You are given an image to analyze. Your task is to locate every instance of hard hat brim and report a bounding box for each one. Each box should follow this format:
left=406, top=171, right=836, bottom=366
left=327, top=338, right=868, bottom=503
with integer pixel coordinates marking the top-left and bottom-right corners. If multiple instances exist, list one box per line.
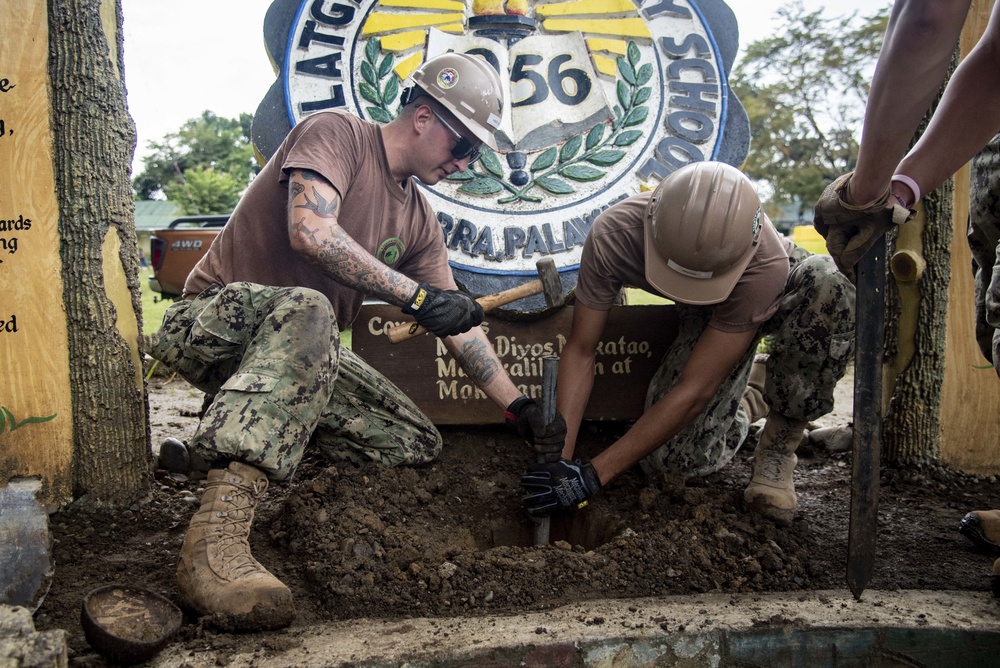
left=643, top=211, right=761, bottom=306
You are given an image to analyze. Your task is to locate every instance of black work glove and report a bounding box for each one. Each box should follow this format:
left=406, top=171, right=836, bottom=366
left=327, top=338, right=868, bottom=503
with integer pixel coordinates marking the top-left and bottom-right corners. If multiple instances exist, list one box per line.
left=505, top=396, right=566, bottom=461
left=521, top=459, right=601, bottom=516
left=402, top=282, right=484, bottom=338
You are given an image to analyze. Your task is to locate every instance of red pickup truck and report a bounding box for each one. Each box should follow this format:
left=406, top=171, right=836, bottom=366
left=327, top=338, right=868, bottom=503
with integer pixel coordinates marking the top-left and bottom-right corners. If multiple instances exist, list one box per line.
left=147, top=215, right=227, bottom=298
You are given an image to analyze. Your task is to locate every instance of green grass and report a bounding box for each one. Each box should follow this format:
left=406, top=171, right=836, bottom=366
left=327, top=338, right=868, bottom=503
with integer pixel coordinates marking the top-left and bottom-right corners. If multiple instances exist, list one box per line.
left=140, top=269, right=173, bottom=335
left=138, top=269, right=353, bottom=347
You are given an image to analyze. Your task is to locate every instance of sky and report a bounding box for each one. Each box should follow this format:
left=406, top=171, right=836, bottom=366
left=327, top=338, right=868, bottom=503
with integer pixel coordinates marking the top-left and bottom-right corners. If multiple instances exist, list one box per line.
left=121, top=0, right=887, bottom=175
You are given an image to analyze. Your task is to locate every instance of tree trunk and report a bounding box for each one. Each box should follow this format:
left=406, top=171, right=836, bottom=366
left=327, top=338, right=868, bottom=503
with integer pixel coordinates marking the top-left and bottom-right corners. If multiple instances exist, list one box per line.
left=48, top=0, right=151, bottom=505
left=881, top=57, right=956, bottom=466
left=883, top=186, right=953, bottom=465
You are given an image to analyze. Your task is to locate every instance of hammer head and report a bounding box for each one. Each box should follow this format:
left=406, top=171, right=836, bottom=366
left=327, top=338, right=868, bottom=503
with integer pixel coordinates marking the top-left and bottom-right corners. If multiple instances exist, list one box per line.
left=536, top=257, right=565, bottom=308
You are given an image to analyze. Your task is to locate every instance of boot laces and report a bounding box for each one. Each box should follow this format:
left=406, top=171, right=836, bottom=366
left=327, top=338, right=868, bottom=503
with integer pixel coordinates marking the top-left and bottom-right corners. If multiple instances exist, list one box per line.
left=757, top=448, right=790, bottom=482
left=211, top=482, right=265, bottom=579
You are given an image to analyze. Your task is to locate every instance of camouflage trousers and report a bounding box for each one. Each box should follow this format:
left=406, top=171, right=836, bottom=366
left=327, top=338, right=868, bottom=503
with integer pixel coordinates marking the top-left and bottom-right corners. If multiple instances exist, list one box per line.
left=146, top=282, right=442, bottom=481
left=643, top=248, right=855, bottom=478
left=969, top=134, right=1000, bottom=377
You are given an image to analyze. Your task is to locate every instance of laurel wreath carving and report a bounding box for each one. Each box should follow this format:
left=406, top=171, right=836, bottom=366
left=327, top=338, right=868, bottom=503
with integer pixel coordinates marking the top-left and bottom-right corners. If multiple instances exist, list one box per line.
left=359, top=38, right=651, bottom=204
left=360, top=38, right=399, bottom=123
left=449, top=40, right=651, bottom=204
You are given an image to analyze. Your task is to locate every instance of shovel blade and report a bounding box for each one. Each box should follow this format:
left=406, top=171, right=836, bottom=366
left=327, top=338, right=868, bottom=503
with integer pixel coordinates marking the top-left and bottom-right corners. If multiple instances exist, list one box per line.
left=847, top=237, right=886, bottom=600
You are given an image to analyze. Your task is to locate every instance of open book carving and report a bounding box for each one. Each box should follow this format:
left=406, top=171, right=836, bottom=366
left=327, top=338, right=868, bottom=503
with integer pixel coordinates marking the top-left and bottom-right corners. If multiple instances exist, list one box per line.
left=427, top=28, right=615, bottom=152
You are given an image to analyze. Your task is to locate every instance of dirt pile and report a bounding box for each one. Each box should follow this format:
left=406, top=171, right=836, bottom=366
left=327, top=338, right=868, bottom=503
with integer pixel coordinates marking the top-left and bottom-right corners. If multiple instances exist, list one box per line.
left=30, top=375, right=1000, bottom=664
left=272, top=428, right=814, bottom=621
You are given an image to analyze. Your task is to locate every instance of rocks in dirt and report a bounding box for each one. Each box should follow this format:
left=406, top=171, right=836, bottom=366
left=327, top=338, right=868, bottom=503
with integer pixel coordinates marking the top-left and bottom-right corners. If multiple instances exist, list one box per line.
left=0, top=605, right=67, bottom=667
left=638, top=487, right=658, bottom=511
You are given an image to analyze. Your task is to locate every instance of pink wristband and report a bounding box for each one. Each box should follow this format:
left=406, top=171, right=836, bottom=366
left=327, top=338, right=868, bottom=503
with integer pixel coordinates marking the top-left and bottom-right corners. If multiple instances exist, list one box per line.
left=891, top=174, right=921, bottom=208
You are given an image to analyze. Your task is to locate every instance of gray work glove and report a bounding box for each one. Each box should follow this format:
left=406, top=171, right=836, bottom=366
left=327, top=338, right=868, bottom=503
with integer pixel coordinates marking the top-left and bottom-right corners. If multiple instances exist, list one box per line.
left=402, top=283, right=484, bottom=338
left=521, top=459, right=601, bottom=516
left=813, top=172, right=914, bottom=283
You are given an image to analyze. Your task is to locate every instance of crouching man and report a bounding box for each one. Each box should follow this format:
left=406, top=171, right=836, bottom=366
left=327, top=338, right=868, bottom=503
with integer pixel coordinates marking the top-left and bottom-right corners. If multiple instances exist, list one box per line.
left=522, top=162, right=854, bottom=524
left=145, top=53, right=563, bottom=631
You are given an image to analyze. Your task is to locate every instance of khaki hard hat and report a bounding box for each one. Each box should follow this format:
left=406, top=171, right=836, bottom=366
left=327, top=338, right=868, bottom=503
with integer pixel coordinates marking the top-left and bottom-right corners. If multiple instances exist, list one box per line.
left=644, top=161, right=763, bottom=305
left=407, top=52, right=504, bottom=151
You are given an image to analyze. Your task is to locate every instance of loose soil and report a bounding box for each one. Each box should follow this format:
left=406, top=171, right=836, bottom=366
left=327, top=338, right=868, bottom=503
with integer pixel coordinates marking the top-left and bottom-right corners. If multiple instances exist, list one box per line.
left=31, top=365, right=1000, bottom=665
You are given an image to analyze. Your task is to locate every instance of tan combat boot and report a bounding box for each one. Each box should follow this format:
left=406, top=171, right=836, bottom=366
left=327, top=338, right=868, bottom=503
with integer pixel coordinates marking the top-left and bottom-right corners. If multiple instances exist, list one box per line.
left=740, top=356, right=769, bottom=424
left=177, top=461, right=294, bottom=631
left=960, top=509, right=1000, bottom=554
left=743, top=412, right=808, bottom=524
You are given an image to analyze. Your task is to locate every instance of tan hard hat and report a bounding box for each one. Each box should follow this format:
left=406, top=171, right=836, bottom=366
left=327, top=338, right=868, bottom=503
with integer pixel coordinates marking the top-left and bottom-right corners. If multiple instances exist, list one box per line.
left=644, top=161, right=763, bottom=305
left=407, top=52, right=505, bottom=151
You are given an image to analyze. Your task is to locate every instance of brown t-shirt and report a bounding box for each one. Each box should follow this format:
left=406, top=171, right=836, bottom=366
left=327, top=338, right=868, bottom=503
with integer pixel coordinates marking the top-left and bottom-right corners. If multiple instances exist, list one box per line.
left=185, top=110, right=455, bottom=330
left=575, top=190, right=795, bottom=332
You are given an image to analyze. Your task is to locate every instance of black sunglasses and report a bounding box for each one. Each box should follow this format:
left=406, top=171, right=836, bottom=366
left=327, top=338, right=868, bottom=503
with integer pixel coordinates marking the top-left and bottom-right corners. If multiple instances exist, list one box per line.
left=432, top=110, right=482, bottom=165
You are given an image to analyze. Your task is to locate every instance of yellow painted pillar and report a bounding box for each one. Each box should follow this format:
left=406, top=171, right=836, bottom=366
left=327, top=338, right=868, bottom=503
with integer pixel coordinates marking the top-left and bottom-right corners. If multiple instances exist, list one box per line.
left=0, top=0, right=74, bottom=504
left=939, top=0, right=1000, bottom=474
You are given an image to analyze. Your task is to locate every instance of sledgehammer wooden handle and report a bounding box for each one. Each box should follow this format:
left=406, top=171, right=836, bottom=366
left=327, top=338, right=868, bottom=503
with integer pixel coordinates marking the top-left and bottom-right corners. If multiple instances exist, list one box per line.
left=386, top=279, right=543, bottom=344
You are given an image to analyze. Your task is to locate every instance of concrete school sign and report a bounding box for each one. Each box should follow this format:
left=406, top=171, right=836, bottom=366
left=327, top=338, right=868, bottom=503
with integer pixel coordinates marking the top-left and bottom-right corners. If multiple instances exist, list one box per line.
left=253, top=0, right=748, bottom=308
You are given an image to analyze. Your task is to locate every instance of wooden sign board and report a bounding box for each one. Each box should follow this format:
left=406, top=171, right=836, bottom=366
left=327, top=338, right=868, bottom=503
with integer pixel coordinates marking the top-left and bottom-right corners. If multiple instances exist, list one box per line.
left=352, top=303, right=678, bottom=424
left=1, top=0, right=74, bottom=502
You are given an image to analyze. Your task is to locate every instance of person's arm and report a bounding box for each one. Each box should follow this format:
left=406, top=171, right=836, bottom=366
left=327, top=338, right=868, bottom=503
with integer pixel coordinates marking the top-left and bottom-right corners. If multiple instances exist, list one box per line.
left=557, top=303, right=610, bottom=459
left=894, top=1, right=1000, bottom=203
left=286, top=168, right=418, bottom=307
left=442, top=328, right=522, bottom=410
left=589, top=325, right=757, bottom=485
left=815, top=0, right=991, bottom=278
left=850, top=0, right=972, bottom=204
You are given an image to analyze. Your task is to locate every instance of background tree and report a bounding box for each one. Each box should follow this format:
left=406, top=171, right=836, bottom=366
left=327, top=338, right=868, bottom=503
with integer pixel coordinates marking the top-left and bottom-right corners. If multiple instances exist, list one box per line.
left=132, top=110, right=259, bottom=214
left=731, top=1, right=887, bottom=217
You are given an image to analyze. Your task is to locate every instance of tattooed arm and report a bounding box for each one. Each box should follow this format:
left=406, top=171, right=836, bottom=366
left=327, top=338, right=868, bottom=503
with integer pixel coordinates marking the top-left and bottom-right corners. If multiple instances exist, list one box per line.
left=286, top=168, right=418, bottom=305
left=443, top=328, right=523, bottom=410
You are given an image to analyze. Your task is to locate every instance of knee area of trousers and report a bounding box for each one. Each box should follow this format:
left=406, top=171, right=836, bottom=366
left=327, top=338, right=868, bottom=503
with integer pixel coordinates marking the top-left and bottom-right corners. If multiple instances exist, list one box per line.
left=799, top=253, right=840, bottom=279
left=273, top=288, right=338, bottom=332
left=284, top=287, right=335, bottom=315
left=793, top=255, right=854, bottom=305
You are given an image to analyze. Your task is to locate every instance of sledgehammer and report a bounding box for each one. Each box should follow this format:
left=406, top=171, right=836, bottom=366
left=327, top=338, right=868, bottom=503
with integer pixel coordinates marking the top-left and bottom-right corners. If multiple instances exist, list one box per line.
left=387, top=257, right=564, bottom=343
